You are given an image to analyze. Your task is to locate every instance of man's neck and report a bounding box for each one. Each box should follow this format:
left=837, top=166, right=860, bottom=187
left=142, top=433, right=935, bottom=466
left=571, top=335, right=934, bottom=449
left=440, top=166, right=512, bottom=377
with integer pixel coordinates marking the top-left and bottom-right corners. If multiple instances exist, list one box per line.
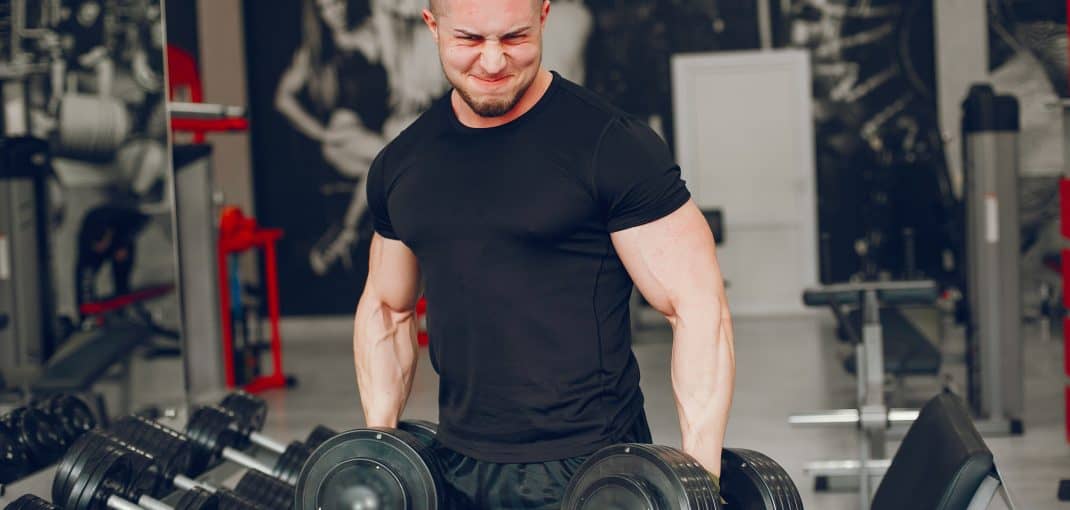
left=451, top=69, right=553, bottom=129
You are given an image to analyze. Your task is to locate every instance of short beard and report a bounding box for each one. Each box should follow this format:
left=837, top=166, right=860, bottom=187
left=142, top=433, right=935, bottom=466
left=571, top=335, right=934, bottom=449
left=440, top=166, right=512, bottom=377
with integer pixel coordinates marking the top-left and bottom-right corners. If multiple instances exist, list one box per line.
left=455, top=85, right=528, bottom=118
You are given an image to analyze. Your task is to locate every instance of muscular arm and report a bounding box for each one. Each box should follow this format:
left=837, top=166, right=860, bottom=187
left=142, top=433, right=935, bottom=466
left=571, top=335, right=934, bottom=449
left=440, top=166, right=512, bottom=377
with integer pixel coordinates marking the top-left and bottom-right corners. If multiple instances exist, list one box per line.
left=275, top=49, right=327, bottom=142
left=612, top=201, right=735, bottom=477
left=353, top=233, right=422, bottom=427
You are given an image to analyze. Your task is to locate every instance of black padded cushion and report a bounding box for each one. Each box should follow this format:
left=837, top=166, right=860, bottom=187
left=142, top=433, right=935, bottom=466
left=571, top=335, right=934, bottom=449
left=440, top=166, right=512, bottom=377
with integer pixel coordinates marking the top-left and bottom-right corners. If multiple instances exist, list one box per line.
left=872, top=393, right=994, bottom=510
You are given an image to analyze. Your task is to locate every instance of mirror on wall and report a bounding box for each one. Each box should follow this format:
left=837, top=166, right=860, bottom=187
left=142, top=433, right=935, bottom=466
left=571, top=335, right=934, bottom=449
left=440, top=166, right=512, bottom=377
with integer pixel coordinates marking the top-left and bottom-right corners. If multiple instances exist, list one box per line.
left=0, top=0, right=182, bottom=430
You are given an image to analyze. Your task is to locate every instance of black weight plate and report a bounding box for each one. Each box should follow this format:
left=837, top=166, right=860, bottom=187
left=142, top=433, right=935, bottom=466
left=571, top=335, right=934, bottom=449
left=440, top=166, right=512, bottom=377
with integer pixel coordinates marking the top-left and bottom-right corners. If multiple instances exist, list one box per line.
left=648, top=445, right=714, bottom=510
left=53, top=432, right=101, bottom=506
left=295, top=428, right=444, bottom=510
left=0, top=423, right=29, bottom=484
left=274, top=442, right=312, bottom=485
left=563, top=443, right=699, bottom=510
left=234, top=469, right=268, bottom=508
left=48, top=395, right=97, bottom=444
left=219, top=392, right=268, bottom=432
left=207, top=405, right=253, bottom=451
left=740, top=449, right=792, bottom=510
left=68, top=446, right=132, bottom=510
left=397, top=420, right=438, bottom=448
left=253, top=469, right=296, bottom=509
left=82, top=429, right=159, bottom=498
left=644, top=445, right=697, bottom=510
left=216, top=490, right=262, bottom=510
left=303, top=426, right=338, bottom=451
left=751, top=449, right=795, bottom=510
left=4, top=494, right=60, bottom=510
left=162, top=440, right=195, bottom=488
left=720, top=449, right=781, bottom=510
left=577, top=474, right=660, bottom=510
left=677, top=446, right=718, bottom=510
left=175, top=488, right=220, bottom=510
left=186, top=407, right=234, bottom=463
left=722, top=449, right=802, bottom=510
left=6, top=408, right=65, bottom=467
left=636, top=445, right=709, bottom=510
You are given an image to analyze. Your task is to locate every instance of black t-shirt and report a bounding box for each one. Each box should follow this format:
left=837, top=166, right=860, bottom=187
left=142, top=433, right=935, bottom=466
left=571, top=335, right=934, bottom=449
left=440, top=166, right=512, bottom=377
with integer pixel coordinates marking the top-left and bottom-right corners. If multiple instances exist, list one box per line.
left=367, top=72, right=691, bottom=462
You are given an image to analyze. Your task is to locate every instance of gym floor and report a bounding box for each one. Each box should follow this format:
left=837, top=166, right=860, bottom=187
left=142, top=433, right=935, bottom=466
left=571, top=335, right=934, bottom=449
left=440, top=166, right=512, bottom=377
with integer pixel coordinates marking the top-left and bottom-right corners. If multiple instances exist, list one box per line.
left=239, top=311, right=1068, bottom=510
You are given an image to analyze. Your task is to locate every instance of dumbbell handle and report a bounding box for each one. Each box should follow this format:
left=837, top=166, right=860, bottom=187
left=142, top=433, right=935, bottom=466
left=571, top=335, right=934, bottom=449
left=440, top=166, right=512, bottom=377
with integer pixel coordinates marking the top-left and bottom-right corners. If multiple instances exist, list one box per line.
left=248, top=431, right=287, bottom=454
left=135, top=496, right=173, bottom=510
left=106, top=494, right=151, bottom=510
left=173, top=473, right=217, bottom=493
left=222, top=446, right=276, bottom=478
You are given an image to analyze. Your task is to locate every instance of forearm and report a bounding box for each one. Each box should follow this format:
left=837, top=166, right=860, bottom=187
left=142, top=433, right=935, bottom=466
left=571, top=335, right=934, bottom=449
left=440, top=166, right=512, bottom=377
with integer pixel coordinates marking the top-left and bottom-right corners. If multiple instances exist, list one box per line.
left=353, top=291, right=420, bottom=428
left=670, top=297, right=735, bottom=477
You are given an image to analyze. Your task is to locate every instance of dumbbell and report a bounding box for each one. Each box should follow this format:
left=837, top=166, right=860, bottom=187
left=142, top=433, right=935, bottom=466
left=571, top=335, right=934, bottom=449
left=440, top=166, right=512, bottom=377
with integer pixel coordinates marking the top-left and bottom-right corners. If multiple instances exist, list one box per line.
left=3, top=495, right=60, bottom=510
left=80, top=428, right=295, bottom=509
left=56, top=429, right=192, bottom=501
left=52, top=439, right=268, bottom=510
left=561, top=445, right=804, bottom=510
left=32, top=394, right=98, bottom=445
left=0, top=424, right=31, bottom=484
left=0, top=394, right=97, bottom=484
left=213, top=392, right=338, bottom=454
left=294, top=419, right=442, bottom=510
left=113, top=413, right=308, bottom=485
left=0, top=408, right=66, bottom=470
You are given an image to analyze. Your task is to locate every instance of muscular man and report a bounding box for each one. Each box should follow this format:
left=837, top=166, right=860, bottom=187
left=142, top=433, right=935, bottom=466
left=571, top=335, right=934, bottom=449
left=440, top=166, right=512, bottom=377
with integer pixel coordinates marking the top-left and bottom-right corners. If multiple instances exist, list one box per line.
left=353, top=1, right=735, bottom=508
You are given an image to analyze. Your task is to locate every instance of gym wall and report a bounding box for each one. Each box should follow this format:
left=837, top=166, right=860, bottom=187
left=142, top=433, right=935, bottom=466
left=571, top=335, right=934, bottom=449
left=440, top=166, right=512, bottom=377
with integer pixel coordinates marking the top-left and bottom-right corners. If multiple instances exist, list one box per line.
left=191, top=0, right=1066, bottom=317
left=240, top=0, right=757, bottom=315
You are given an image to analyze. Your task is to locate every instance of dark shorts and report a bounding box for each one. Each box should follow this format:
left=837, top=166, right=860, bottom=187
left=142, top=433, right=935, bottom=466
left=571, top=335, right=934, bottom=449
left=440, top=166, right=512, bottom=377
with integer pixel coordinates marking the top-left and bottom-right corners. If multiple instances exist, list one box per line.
left=432, top=412, right=653, bottom=510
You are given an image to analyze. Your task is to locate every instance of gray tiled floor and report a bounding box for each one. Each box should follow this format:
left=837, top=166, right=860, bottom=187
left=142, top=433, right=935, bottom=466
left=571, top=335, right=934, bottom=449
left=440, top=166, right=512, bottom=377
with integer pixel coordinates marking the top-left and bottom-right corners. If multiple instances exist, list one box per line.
left=259, top=312, right=1068, bottom=509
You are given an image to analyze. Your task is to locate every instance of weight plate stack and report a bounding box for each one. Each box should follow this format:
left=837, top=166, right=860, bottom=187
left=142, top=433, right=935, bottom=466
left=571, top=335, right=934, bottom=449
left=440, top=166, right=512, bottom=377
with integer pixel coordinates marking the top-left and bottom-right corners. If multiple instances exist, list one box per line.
left=186, top=407, right=242, bottom=466
left=649, top=444, right=721, bottom=510
left=295, top=428, right=446, bottom=510
left=303, top=425, right=338, bottom=452
left=63, top=445, right=132, bottom=510
left=38, top=395, right=97, bottom=445
left=235, top=469, right=294, bottom=510
left=53, top=433, right=99, bottom=506
left=218, top=392, right=268, bottom=432
left=721, top=449, right=803, bottom=510
left=562, top=443, right=714, bottom=510
left=2, top=408, right=66, bottom=467
left=86, top=430, right=163, bottom=499
left=0, top=426, right=30, bottom=484
left=215, top=490, right=262, bottom=510
left=3, top=495, right=60, bottom=510
left=273, top=441, right=312, bottom=485
left=174, top=488, right=220, bottom=510
left=111, top=416, right=197, bottom=477
left=398, top=420, right=438, bottom=449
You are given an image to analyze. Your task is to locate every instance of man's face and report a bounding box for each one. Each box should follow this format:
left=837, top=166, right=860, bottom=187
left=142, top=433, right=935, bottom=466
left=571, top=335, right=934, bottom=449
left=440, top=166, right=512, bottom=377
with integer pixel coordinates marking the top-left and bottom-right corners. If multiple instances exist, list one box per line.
left=424, top=0, right=549, bottom=118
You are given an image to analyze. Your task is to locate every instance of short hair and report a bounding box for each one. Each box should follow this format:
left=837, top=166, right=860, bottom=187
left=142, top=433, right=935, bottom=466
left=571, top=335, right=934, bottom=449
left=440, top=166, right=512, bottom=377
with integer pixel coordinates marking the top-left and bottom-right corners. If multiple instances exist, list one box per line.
left=428, top=0, right=541, bottom=15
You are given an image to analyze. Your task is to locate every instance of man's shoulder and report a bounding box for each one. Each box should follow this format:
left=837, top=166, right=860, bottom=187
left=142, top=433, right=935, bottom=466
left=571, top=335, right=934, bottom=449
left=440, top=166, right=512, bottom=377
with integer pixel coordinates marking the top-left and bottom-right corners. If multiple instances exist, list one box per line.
left=550, top=76, right=629, bottom=126
left=377, top=95, right=451, bottom=170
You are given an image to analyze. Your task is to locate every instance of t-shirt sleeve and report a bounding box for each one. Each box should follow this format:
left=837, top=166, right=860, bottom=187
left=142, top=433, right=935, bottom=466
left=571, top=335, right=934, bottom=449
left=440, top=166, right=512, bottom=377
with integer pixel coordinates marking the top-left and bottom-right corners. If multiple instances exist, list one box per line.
left=594, top=116, right=691, bottom=232
left=366, top=149, right=400, bottom=240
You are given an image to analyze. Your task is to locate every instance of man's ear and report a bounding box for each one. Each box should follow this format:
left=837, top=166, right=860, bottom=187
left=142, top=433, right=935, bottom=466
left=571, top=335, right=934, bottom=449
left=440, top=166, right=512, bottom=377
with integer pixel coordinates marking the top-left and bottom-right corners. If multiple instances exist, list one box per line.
left=422, top=8, right=439, bottom=44
left=540, top=0, right=550, bottom=26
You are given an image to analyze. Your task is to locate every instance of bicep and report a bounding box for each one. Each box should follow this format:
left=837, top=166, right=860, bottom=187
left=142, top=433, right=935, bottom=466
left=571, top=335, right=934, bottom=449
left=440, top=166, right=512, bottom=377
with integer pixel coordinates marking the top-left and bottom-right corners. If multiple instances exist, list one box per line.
left=366, top=233, right=421, bottom=312
left=610, top=200, right=723, bottom=319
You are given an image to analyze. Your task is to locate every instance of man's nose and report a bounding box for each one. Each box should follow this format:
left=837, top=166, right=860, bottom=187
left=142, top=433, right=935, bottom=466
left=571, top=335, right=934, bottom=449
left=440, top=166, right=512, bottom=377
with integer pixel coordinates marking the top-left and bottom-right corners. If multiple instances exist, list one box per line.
left=480, top=42, right=507, bottom=75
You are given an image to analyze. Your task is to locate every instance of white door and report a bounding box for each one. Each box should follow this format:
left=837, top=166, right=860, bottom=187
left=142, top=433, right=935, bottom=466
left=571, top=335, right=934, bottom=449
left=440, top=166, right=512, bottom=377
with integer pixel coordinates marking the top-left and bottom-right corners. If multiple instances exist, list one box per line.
left=672, top=49, right=817, bottom=315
